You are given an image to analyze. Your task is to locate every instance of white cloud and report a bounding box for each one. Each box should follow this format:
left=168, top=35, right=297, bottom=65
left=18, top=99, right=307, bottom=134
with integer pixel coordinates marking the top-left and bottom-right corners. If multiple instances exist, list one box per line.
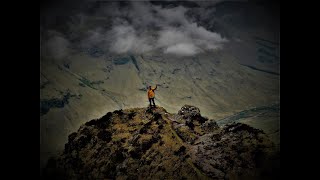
left=108, top=25, right=154, bottom=54
left=104, top=2, right=228, bottom=56
left=165, top=43, right=201, bottom=56
left=44, top=1, right=229, bottom=57
left=157, top=29, right=190, bottom=47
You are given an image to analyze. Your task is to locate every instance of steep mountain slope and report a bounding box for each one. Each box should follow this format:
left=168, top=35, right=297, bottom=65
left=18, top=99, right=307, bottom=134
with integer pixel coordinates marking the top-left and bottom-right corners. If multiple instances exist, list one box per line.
left=196, top=1, right=280, bottom=74
left=40, top=50, right=279, bottom=169
left=42, top=105, right=279, bottom=180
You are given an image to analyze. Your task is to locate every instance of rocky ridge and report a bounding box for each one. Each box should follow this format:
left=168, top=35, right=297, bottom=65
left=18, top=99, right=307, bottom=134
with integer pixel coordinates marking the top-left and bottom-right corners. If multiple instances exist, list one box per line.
left=42, top=105, right=279, bottom=180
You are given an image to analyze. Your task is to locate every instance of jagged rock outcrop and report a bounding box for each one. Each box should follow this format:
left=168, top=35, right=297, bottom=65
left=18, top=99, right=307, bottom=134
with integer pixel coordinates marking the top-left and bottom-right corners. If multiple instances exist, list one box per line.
left=191, top=123, right=279, bottom=179
left=178, top=105, right=209, bottom=125
left=42, top=105, right=279, bottom=180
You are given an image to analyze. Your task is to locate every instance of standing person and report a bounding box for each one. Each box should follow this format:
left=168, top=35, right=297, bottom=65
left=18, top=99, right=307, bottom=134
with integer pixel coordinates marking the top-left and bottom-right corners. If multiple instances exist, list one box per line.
left=147, top=85, right=157, bottom=107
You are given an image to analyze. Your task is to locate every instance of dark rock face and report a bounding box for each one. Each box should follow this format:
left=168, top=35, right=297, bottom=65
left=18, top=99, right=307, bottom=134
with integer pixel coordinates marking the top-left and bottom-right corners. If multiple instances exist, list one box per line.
left=191, top=123, right=278, bottom=180
left=178, top=105, right=209, bottom=126
left=175, top=125, right=198, bottom=144
left=97, top=130, right=112, bottom=142
left=178, top=105, right=202, bottom=120
left=201, top=119, right=219, bottom=132
left=85, top=112, right=112, bottom=129
left=42, top=106, right=279, bottom=180
left=174, top=146, right=186, bottom=156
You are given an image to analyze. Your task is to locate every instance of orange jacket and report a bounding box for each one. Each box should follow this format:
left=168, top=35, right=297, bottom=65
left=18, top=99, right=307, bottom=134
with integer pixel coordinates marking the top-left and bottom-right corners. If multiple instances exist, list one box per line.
left=147, top=86, right=157, bottom=98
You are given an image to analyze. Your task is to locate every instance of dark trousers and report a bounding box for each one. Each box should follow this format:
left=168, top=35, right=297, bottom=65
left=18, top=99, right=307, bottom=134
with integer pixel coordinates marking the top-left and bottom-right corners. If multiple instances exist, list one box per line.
left=149, top=98, right=155, bottom=106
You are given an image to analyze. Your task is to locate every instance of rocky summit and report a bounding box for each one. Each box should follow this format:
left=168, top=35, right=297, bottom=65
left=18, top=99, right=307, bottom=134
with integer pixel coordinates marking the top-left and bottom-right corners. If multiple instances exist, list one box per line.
left=42, top=105, right=279, bottom=180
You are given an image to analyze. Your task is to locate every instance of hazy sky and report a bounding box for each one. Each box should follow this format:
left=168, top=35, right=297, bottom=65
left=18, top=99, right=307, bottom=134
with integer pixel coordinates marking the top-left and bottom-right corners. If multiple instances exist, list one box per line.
left=41, top=0, right=278, bottom=59
left=41, top=0, right=237, bottom=58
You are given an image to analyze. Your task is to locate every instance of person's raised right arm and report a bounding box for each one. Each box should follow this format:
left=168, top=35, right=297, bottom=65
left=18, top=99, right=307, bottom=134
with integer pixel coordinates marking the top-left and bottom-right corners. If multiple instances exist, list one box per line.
left=153, top=85, right=158, bottom=90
